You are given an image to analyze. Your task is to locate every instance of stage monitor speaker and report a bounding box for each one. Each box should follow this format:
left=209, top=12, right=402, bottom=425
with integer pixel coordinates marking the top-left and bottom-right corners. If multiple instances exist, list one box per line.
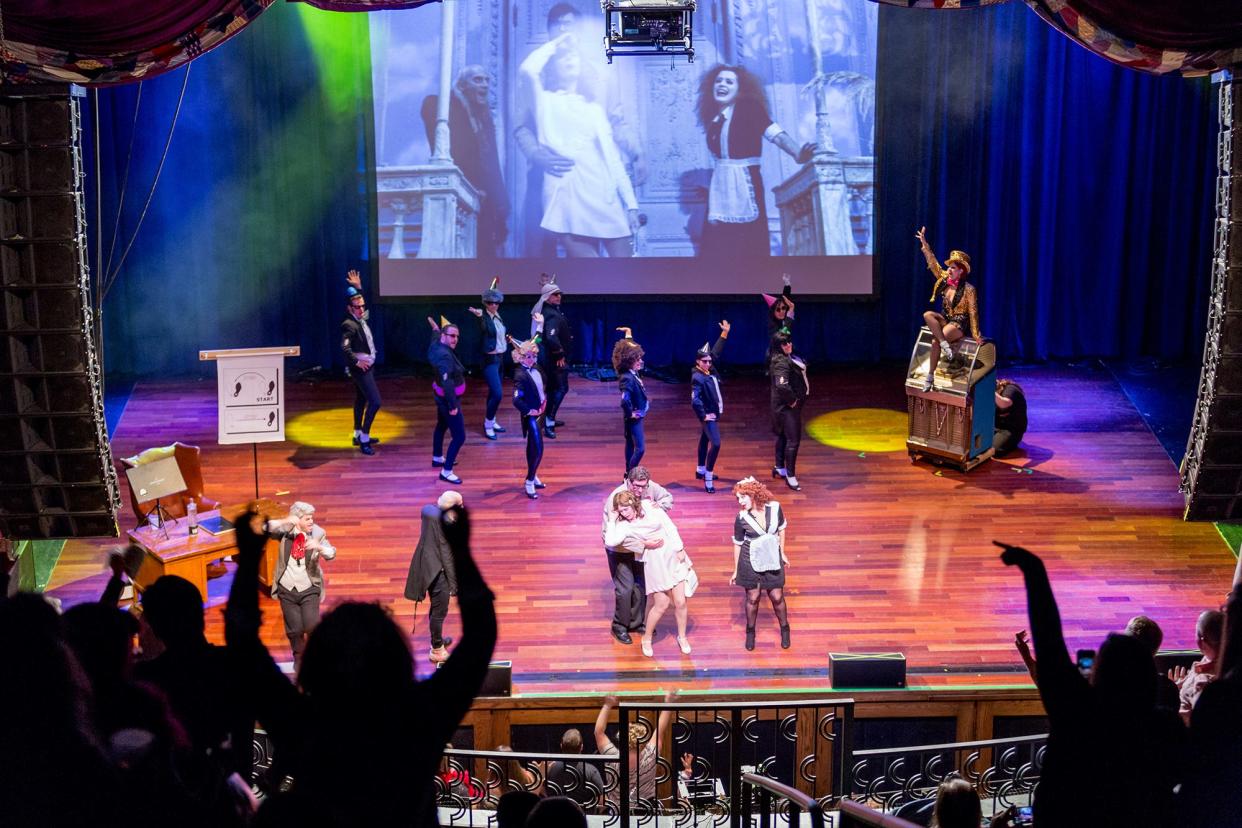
left=829, top=652, right=906, bottom=689
left=1183, top=76, right=1242, bottom=521
left=479, top=660, right=512, bottom=696
left=0, top=84, right=119, bottom=540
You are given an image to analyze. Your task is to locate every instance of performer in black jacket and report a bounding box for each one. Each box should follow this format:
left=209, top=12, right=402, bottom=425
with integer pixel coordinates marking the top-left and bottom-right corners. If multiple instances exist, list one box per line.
left=533, top=278, right=572, bottom=439
left=428, top=320, right=468, bottom=483
left=467, top=278, right=509, bottom=440
left=763, top=274, right=795, bottom=339
left=510, top=331, right=548, bottom=499
left=691, top=320, right=731, bottom=493
left=341, top=271, right=381, bottom=455
left=404, top=491, right=461, bottom=665
left=613, top=330, right=648, bottom=477
left=768, top=331, right=809, bottom=491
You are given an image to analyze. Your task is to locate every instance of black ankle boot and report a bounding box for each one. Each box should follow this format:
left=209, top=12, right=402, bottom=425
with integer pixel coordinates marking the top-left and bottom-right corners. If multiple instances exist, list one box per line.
left=745, top=627, right=756, bottom=651
left=780, top=625, right=791, bottom=650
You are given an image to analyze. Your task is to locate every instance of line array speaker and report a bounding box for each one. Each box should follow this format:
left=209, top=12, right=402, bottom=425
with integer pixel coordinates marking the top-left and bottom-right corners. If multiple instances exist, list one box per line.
left=1182, top=75, right=1242, bottom=521
left=0, top=85, right=119, bottom=540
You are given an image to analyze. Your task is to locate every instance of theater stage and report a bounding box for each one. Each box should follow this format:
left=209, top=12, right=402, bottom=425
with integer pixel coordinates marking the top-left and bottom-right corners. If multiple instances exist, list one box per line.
left=48, top=364, right=1235, bottom=695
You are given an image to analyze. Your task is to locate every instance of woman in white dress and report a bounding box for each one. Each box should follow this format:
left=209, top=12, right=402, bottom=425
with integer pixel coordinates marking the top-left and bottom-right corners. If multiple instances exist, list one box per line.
left=604, top=491, right=696, bottom=657
left=519, top=32, right=640, bottom=258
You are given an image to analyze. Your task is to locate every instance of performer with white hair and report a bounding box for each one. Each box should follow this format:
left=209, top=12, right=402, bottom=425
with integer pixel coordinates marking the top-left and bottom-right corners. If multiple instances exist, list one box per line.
left=266, top=501, right=337, bottom=670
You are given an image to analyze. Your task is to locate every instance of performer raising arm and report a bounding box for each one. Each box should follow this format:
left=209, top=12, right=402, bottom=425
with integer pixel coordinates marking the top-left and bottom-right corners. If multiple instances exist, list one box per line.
left=915, top=226, right=982, bottom=392
left=691, top=320, right=730, bottom=493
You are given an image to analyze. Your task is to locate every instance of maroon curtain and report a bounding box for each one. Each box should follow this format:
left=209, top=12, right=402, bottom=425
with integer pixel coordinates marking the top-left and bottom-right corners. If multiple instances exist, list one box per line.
left=0, top=0, right=274, bottom=85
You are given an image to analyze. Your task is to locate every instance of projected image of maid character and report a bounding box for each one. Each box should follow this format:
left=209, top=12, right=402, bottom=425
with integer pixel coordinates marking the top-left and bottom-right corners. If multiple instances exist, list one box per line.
left=519, top=32, right=640, bottom=258
left=696, top=65, right=816, bottom=258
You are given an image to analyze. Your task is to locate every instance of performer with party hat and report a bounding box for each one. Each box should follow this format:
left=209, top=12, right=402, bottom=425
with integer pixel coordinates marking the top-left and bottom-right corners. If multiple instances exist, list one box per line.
left=914, top=226, right=982, bottom=392
left=613, top=327, right=648, bottom=477
left=468, top=277, right=509, bottom=440
left=532, top=275, right=572, bottom=438
left=342, top=268, right=382, bottom=455
left=763, top=273, right=795, bottom=339
left=510, top=327, right=548, bottom=499
left=691, top=320, right=731, bottom=493
left=427, top=315, right=468, bottom=483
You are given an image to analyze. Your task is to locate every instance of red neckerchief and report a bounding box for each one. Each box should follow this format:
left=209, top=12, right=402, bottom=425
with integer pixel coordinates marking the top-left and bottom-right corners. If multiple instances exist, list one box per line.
left=946, top=275, right=961, bottom=290
left=291, top=534, right=307, bottom=561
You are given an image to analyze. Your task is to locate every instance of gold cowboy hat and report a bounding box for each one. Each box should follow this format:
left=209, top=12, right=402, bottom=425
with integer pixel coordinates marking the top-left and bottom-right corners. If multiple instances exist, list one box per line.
left=944, top=250, right=971, bottom=275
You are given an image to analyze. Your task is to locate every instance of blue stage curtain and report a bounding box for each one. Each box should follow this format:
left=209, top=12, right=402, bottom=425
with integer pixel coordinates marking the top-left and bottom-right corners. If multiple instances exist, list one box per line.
left=871, top=1, right=1217, bottom=362
left=83, top=3, right=373, bottom=377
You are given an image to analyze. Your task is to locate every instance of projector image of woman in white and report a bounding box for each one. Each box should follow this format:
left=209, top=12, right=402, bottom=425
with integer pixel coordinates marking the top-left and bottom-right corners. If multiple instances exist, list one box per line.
left=519, top=32, right=640, bottom=258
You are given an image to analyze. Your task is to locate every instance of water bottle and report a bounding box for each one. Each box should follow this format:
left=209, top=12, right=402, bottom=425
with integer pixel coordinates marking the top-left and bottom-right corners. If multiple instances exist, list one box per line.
left=186, top=499, right=198, bottom=535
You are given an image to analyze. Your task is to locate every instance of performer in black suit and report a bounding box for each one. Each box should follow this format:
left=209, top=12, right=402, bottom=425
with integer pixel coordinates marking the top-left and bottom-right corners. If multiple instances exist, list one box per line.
left=691, top=320, right=731, bottom=493
left=341, top=270, right=381, bottom=456
left=467, top=278, right=509, bottom=440
left=768, top=331, right=809, bottom=492
left=763, top=274, right=795, bottom=339
left=613, top=330, right=648, bottom=477
left=533, top=278, right=572, bottom=438
left=511, top=330, right=548, bottom=500
left=428, top=319, right=468, bottom=483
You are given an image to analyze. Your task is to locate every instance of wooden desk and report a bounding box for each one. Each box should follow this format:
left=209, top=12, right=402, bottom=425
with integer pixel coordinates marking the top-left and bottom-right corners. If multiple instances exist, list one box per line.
left=128, top=500, right=282, bottom=599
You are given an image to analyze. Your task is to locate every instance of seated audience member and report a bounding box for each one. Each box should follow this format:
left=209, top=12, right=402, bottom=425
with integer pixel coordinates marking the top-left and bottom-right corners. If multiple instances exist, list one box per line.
left=526, top=795, right=588, bottom=828
left=1171, top=609, right=1223, bottom=724
left=929, top=775, right=1016, bottom=828
left=1000, top=545, right=1187, bottom=827
left=1124, top=614, right=1181, bottom=711
left=547, top=728, right=605, bottom=811
left=135, top=575, right=253, bottom=783
left=993, top=378, right=1026, bottom=456
left=495, top=790, right=541, bottom=828
left=226, top=504, right=497, bottom=827
left=1182, top=570, right=1242, bottom=825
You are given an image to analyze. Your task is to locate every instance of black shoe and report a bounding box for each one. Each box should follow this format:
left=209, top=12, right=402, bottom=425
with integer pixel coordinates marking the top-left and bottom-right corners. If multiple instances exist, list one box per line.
left=745, top=628, right=756, bottom=651
left=493, top=424, right=506, bottom=432
left=352, top=436, right=381, bottom=446
left=543, top=426, right=557, bottom=439
left=359, top=442, right=375, bottom=456
left=785, top=476, right=802, bottom=492
left=612, top=629, right=633, bottom=645
left=780, top=625, right=791, bottom=650
left=484, top=427, right=498, bottom=441
left=553, top=419, right=566, bottom=427
left=439, top=470, right=462, bottom=484
left=695, top=470, right=705, bottom=479
left=705, top=479, right=715, bottom=493
left=772, top=467, right=784, bottom=479
left=532, top=479, right=547, bottom=489
left=432, top=457, right=445, bottom=468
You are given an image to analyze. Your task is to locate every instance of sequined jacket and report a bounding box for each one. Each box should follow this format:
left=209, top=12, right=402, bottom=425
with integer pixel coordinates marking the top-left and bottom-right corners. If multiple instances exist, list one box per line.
left=922, top=244, right=981, bottom=341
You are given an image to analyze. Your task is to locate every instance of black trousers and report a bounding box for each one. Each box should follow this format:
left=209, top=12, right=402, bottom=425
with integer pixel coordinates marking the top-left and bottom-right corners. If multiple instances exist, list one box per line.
left=425, top=572, right=451, bottom=648
left=350, top=368, right=382, bottom=434
left=624, top=417, right=646, bottom=473
left=544, top=363, right=569, bottom=421
left=698, top=419, right=721, bottom=471
left=433, top=396, right=466, bottom=470
left=607, top=549, right=646, bottom=635
left=773, top=406, right=803, bottom=475
left=994, top=428, right=1023, bottom=456
left=276, top=583, right=321, bottom=666
left=521, top=413, right=544, bottom=480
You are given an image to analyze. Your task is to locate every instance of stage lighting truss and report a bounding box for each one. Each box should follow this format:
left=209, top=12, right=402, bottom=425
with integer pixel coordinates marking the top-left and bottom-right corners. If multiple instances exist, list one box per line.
left=602, top=0, right=695, bottom=63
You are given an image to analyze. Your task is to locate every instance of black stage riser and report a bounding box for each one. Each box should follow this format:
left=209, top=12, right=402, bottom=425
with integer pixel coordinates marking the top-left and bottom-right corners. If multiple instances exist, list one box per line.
left=0, top=85, right=119, bottom=540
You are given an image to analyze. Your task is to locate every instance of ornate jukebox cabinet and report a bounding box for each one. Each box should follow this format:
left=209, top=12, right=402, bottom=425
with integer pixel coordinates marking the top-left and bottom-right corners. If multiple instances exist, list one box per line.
left=905, top=328, right=997, bottom=471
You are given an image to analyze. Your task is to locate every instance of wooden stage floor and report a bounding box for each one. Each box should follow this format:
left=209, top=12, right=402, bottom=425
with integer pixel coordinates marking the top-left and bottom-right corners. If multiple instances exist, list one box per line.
left=48, top=364, right=1236, bottom=696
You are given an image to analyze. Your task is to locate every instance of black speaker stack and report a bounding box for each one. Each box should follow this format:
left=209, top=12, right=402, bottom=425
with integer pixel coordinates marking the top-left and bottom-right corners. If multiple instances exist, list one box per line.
left=0, top=84, right=119, bottom=540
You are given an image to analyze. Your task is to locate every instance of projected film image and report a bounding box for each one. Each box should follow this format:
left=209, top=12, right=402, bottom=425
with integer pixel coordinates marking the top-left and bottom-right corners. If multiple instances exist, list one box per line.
left=370, top=0, right=876, bottom=296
